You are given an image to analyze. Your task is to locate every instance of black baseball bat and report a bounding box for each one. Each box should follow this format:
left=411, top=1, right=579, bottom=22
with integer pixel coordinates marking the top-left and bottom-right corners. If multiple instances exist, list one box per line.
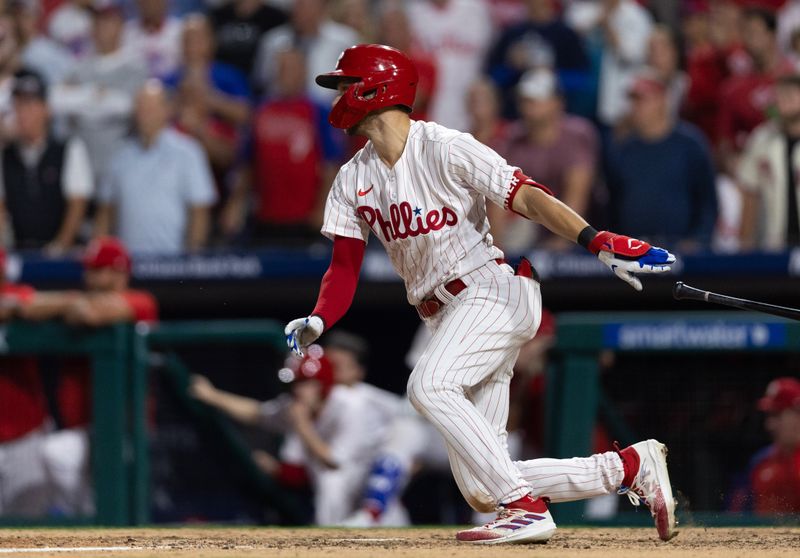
left=672, top=281, right=800, bottom=321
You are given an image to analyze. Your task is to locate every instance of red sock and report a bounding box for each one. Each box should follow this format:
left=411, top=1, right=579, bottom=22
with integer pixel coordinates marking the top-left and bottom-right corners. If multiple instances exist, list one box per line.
left=503, top=493, right=548, bottom=513
left=618, top=445, right=640, bottom=487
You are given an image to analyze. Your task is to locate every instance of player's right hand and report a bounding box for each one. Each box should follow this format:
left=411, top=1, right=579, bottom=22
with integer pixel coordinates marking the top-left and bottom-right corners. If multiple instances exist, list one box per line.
left=588, top=231, right=675, bottom=292
left=284, top=315, right=324, bottom=357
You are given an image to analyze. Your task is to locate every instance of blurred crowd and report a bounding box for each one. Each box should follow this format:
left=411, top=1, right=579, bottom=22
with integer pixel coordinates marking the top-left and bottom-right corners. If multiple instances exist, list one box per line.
left=1, top=0, right=800, bottom=255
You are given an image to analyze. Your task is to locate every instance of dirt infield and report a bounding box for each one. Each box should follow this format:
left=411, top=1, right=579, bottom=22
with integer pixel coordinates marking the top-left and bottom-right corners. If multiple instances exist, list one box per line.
left=0, top=527, right=797, bottom=557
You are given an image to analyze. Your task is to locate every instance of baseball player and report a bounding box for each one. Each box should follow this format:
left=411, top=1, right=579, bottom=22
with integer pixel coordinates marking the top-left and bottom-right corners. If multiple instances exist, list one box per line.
left=285, top=44, right=678, bottom=544
left=17, top=237, right=158, bottom=516
left=191, top=341, right=404, bottom=525
left=0, top=249, right=51, bottom=517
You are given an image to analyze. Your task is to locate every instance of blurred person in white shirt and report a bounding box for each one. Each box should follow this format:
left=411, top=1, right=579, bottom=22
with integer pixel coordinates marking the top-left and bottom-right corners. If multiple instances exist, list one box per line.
left=50, top=0, right=148, bottom=185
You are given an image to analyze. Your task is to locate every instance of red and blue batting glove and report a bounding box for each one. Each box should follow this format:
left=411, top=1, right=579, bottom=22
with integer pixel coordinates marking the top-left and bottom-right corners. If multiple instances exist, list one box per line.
left=579, top=228, right=676, bottom=292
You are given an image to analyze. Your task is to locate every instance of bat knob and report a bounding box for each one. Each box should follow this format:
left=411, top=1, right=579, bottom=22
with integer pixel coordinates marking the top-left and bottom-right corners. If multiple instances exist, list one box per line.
left=673, top=281, right=685, bottom=300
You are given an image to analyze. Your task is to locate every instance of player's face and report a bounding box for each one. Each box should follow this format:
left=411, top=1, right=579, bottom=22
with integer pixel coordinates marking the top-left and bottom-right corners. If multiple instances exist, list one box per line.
left=333, top=81, right=350, bottom=109
left=326, top=347, right=363, bottom=386
left=765, top=408, right=800, bottom=450
left=292, top=379, right=324, bottom=411
left=84, top=268, right=126, bottom=293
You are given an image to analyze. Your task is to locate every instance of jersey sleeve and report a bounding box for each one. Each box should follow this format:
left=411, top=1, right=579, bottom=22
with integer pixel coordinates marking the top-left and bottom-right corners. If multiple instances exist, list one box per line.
left=320, top=173, right=371, bottom=242
left=447, top=132, right=552, bottom=211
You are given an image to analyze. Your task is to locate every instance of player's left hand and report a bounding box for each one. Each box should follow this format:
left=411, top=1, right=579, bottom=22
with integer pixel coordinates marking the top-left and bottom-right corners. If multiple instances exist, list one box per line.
left=589, top=231, right=675, bottom=292
left=284, top=315, right=324, bottom=356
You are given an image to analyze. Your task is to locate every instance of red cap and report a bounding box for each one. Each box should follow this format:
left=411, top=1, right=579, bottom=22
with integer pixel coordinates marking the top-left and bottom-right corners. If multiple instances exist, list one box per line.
left=278, top=344, right=335, bottom=398
left=757, top=377, right=800, bottom=413
left=83, top=237, right=132, bottom=273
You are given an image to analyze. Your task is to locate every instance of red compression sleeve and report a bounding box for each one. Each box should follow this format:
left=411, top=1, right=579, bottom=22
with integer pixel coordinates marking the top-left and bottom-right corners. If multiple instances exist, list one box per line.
left=311, top=235, right=366, bottom=329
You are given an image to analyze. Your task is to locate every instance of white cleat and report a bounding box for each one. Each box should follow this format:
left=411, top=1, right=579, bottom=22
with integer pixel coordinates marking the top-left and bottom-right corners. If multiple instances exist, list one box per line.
left=339, top=508, right=379, bottom=527
left=620, top=439, right=678, bottom=541
left=456, top=496, right=557, bottom=544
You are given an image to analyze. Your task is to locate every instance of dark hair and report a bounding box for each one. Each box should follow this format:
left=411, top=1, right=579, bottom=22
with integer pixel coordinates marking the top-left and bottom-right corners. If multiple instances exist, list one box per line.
left=322, top=330, right=369, bottom=367
left=743, top=7, right=777, bottom=34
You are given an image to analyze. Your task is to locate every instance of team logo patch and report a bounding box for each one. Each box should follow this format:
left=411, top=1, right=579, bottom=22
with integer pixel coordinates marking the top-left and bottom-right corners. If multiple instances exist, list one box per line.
left=357, top=202, right=458, bottom=241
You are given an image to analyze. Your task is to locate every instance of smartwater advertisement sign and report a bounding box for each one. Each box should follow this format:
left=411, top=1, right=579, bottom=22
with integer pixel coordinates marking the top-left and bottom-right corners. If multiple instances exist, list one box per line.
left=602, top=322, right=787, bottom=350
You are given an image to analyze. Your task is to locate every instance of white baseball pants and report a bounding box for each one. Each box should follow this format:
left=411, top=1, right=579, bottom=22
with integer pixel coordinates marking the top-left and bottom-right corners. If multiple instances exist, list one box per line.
left=407, top=261, right=624, bottom=512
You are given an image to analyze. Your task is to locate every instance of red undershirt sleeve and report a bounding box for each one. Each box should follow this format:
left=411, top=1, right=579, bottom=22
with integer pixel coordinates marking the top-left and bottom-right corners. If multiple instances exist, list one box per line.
left=311, top=235, right=366, bottom=329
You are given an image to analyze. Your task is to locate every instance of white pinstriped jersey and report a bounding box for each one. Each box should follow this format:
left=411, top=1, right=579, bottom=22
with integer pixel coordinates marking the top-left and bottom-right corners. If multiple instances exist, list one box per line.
left=321, top=120, right=525, bottom=306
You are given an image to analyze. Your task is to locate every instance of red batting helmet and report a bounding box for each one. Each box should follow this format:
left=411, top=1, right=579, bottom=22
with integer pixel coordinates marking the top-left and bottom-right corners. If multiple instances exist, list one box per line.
left=316, top=43, right=418, bottom=129
left=278, top=344, right=335, bottom=398
left=83, top=237, right=132, bottom=273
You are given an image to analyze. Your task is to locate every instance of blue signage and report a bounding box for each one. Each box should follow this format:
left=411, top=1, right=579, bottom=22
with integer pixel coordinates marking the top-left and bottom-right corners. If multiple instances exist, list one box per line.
left=602, top=321, right=787, bottom=350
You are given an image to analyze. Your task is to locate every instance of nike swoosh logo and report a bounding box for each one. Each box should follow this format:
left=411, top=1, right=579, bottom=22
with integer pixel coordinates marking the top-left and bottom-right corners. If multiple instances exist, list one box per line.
left=357, top=185, right=374, bottom=196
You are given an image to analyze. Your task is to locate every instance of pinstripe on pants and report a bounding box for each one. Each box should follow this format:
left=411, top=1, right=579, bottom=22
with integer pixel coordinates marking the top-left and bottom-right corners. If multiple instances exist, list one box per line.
left=407, top=262, right=539, bottom=512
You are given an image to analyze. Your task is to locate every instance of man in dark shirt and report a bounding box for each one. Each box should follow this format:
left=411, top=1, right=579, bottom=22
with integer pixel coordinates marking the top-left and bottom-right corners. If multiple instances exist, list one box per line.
left=0, top=69, right=93, bottom=254
left=210, top=0, right=286, bottom=77
left=606, top=72, right=718, bottom=248
left=486, top=0, right=589, bottom=118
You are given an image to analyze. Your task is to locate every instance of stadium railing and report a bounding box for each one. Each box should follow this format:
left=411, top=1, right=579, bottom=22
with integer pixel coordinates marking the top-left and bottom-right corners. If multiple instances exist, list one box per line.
left=551, top=311, right=800, bottom=526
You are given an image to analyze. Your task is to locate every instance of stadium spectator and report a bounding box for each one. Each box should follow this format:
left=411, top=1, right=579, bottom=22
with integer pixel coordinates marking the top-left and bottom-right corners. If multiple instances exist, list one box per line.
left=738, top=72, right=800, bottom=250
left=0, top=69, right=93, bottom=253
left=329, top=0, right=375, bottom=43
left=778, top=0, right=800, bottom=53
left=489, top=68, right=598, bottom=252
left=683, top=0, right=751, bottom=145
left=10, top=0, right=75, bottom=85
left=485, top=0, right=590, bottom=118
left=606, top=71, right=718, bottom=248
left=592, top=0, right=653, bottom=128
left=486, top=0, right=527, bottom=30
left=209, top=0, right=287, bottom=77
left=466, top=77, right=508, bottom=150
left=167, top=14, right=250, bottom=188
left=122, top=0, right=182, bottom=80
left=747, top=377, right=800, bottom=514
left=190, top=342, right=399, bottom=525
left=49, top=0, right=148, bottom=184
left=47, top=0, right=94, bottom=61
left=17, top=237, right=158, bottom=516
left=252, top=0, right=358, bottom=101
left=0, top=13, right=20, bottom=144
left=377, top=1, right=436, bottom=123
left=717, top=8, right=785, bottom=175
left=647, top=24, right=688, bottom=121
left=407, top=0, right=493, bottom=130
left=0, top=248, right=50, bottom=518
left=220, top=47, right=340, bottom=245
left=95, top=80, right=217, bottom=254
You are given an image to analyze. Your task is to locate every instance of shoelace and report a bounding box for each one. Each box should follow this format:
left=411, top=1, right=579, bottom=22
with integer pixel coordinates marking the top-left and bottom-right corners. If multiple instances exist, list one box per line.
left=618, top=486, right=644, bottom=507
left=481, top=507, right=514, bottom=528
